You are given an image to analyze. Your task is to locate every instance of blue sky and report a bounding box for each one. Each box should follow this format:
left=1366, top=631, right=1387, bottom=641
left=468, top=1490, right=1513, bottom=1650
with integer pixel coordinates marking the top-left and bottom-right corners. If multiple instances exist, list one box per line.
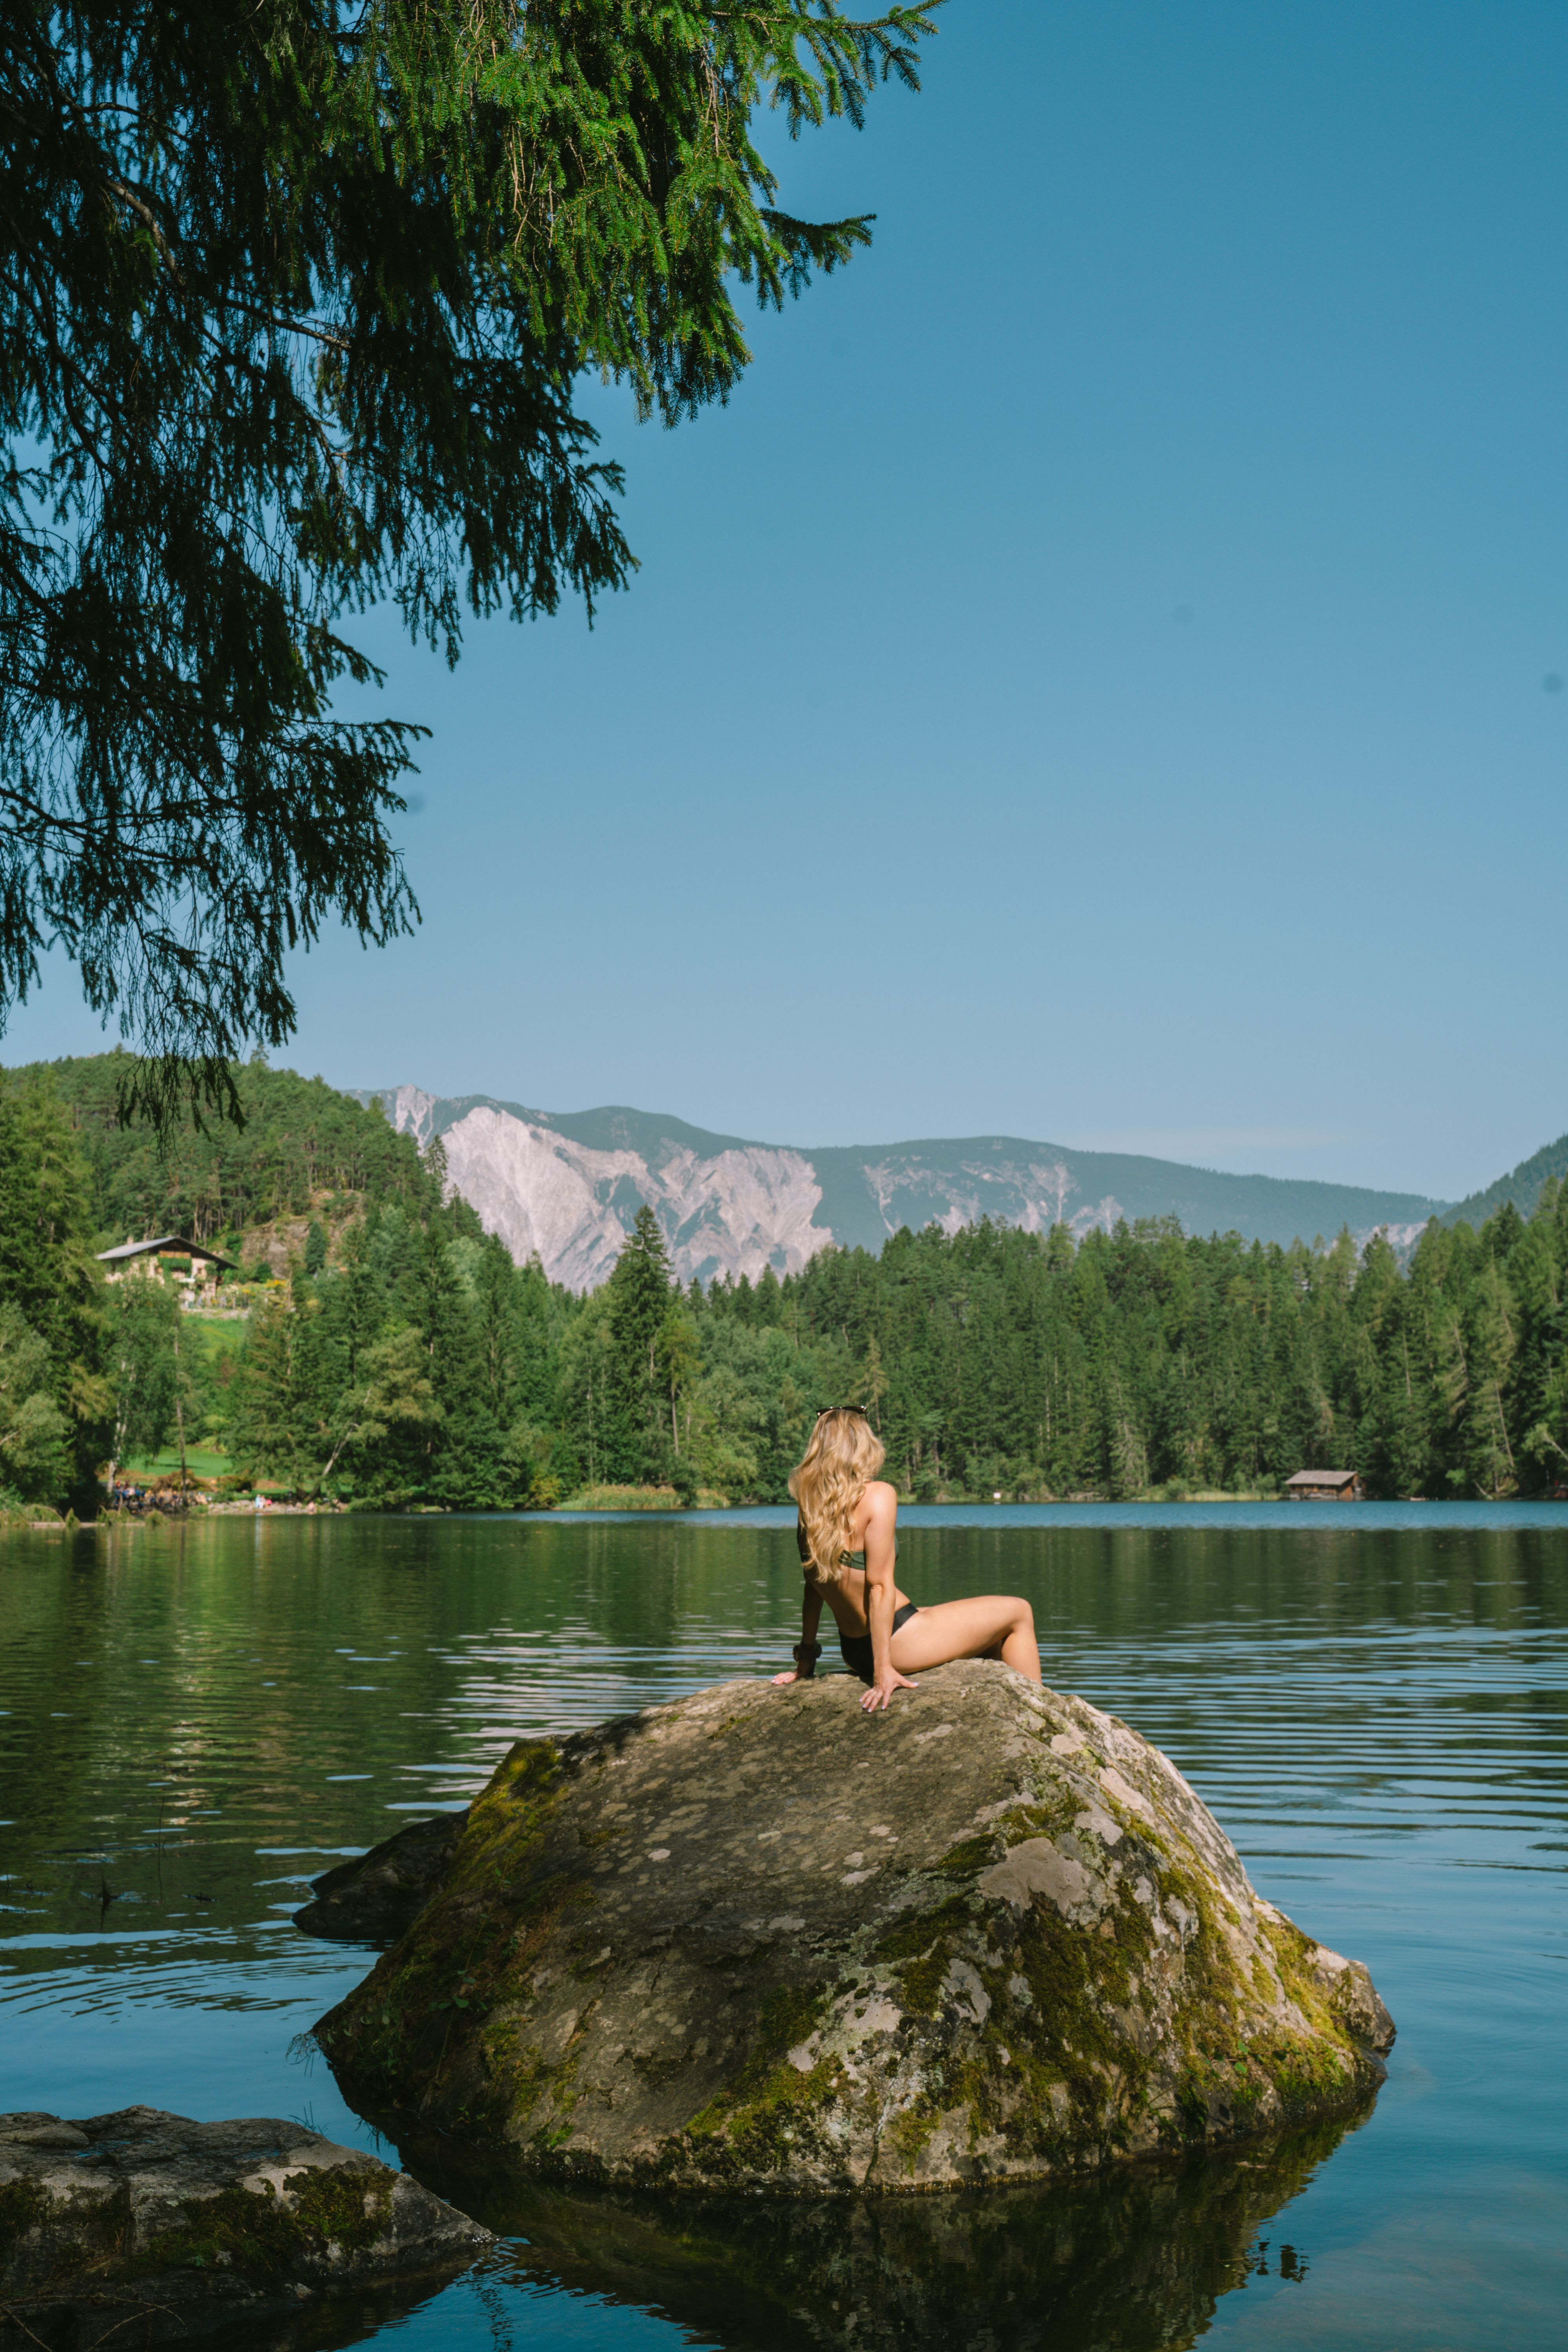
left=7, top=1, right=1567, bottom=1201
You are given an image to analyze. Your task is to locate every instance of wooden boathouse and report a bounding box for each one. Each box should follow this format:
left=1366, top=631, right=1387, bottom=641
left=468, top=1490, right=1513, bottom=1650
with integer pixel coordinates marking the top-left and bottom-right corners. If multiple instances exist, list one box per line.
left=1284, top=1468, right=1365, bottom=1501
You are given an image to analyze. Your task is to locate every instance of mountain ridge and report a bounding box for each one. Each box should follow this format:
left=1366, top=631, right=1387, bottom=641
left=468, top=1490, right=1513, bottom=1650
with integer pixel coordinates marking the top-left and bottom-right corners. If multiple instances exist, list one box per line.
left=1443, top=1130, right=1568, bottom=1230
left=352, top=1086, right=1451, bottom=1291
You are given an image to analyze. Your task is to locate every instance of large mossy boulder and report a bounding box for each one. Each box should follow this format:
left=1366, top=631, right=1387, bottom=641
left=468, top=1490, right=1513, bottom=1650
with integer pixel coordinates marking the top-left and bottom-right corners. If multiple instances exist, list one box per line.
left=0, top=2107, right=488, bottom=2347
left=314, top=1662, right=1393, bottom=2192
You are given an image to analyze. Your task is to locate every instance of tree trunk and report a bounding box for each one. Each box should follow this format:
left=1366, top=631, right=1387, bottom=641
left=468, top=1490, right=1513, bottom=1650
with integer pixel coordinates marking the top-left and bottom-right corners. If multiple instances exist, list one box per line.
left=174, top=1326, right=188, bottom=1492
left=105, top=1334, right=144, bottom=1501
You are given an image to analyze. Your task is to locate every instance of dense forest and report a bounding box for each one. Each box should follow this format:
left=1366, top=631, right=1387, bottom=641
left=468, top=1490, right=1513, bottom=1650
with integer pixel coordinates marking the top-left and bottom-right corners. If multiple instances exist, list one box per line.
left=1, top=1056, right=1566, bottom=1513
left=31, top=1050, right=439, bottom=1245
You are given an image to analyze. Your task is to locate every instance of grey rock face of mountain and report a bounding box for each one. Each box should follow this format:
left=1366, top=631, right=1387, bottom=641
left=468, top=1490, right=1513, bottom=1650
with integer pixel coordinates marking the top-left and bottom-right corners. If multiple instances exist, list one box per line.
left=0, top=2106, right=488, bottom=2346
left=313, top=1662, right=1393, bottom=2194
left=352, top=1085, right=1448, bottom=1289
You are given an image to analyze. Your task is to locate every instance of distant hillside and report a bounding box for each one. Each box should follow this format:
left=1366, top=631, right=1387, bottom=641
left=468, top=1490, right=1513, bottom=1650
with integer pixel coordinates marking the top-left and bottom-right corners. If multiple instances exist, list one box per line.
left=7, top=1051, right=437, bottom=1261
left=1444, top=1131, right=1568, bottom=1229
left=353, top=1085, right=1450, bottom=1291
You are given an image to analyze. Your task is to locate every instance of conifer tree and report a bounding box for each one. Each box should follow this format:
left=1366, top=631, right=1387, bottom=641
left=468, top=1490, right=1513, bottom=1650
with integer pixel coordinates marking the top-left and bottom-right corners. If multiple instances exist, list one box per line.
left=405, top=1221, right=505, bottom=1505
left=0, top=1076, right=108, bottom=1502
left=1, top=2, right=938, bottom=1105
left=232, top=1287, right=312, bottom=1488
left=604, top=1205, right=677, bottom=1481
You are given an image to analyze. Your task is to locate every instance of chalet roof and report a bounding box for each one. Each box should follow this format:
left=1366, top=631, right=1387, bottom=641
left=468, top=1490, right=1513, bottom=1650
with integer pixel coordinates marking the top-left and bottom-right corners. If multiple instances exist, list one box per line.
left=96, top=1234, right=239, bottom=1270
left=1284, top=1468, right=1358, bottom=1488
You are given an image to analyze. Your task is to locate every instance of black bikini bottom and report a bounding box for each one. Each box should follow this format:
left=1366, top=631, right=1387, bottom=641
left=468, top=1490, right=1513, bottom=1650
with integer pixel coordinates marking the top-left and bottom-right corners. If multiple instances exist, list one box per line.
left=840, top=1602, right=920, bottom=1685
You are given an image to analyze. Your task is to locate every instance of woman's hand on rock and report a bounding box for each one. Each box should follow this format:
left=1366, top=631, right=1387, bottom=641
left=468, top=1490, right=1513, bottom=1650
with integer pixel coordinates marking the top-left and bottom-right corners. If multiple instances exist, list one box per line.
left=861, top=1669, right=918, bottom=1713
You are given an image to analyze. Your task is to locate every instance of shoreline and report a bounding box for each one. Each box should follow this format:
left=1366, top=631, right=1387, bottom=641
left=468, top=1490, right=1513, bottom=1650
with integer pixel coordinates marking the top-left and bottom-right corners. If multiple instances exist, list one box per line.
left=7, top=1491, right=1563, bottom=1532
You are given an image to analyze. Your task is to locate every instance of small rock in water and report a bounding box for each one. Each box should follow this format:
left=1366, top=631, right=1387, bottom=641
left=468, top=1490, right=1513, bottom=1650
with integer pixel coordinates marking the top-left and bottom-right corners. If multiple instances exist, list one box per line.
left=312, top=1661, right=1395, bottom=2192
left=293, top=1809, right=468, bottom=1943
left=0, top=2105, right=489, bottom=2346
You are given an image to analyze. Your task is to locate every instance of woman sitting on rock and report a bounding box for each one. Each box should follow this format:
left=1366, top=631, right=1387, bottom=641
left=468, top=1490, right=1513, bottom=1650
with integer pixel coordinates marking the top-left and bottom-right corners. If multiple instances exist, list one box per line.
left=773, top=1407, right=1042, bottom=1712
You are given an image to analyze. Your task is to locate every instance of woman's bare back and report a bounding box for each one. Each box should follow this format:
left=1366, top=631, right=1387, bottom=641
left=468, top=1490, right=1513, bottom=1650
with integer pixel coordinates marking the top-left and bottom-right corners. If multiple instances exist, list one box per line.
left=817, top=1478, right=907, bottom=1637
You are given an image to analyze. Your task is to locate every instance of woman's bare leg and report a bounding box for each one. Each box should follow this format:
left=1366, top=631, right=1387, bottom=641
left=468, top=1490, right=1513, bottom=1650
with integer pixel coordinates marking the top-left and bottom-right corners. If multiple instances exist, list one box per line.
left=889, top=1595, right=1042, bottom=1683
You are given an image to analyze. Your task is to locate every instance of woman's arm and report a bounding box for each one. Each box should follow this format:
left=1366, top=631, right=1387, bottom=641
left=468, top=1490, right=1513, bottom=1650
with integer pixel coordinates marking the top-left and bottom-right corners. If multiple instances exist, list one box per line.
left=771, top=1581, right=823, bottom=1686
left=773, top=1524, right=824, bottom=1684
left=861, top=1482, right=917, bottom=1713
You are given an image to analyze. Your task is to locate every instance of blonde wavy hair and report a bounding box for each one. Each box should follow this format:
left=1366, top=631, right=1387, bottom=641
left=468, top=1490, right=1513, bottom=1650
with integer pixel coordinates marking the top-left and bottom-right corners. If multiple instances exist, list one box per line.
left=789, top=1408, right=886, bottom=1584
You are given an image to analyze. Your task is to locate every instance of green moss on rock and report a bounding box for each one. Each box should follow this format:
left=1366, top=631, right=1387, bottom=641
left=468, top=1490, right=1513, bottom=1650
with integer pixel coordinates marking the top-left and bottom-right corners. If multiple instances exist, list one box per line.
left=130, top=2167, right=394, bottom=2282
left=0, top=2175, right=52, bottom=2263
left=876, top=1910, right=969, bottom=2017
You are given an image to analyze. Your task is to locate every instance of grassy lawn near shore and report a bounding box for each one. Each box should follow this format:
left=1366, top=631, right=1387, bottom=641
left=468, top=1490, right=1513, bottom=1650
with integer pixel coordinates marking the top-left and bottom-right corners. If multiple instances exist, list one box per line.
left=557, top=1484, right=731, bottom=1510
left=119, top=1446, right=234, bottom=1482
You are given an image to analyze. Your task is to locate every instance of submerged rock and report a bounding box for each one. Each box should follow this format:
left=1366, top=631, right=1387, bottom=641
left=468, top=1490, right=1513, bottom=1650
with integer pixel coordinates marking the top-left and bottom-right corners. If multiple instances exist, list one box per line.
left=294, top=1811, right=469, bottom=1943
left=0, top=2106, right=489, bottom=2346
left=314, top=1662, right=1394, bottom=2193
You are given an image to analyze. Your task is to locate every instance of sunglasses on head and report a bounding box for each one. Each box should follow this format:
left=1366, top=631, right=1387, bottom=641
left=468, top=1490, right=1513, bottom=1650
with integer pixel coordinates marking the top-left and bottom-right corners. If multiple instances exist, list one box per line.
left=817, top=1405, right=867, bottom=1419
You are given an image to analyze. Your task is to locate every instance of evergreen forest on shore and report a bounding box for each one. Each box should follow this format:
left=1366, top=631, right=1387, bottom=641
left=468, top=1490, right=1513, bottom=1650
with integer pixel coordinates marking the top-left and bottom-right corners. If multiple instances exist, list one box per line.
left=2, top=1054, right=1566, bottom=1516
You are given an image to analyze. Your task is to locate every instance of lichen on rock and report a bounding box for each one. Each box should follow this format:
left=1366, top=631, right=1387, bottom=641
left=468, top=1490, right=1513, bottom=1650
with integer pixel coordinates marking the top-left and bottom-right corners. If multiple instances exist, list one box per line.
left=312, top=1661, right=1394, bottom=2192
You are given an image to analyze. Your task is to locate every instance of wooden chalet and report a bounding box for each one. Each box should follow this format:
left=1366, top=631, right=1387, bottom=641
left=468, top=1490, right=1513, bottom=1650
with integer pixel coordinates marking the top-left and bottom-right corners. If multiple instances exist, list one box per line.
left=1284, top=1468, right=1365, bottom=1501
left=96, top=1235, right=239, bottom=1298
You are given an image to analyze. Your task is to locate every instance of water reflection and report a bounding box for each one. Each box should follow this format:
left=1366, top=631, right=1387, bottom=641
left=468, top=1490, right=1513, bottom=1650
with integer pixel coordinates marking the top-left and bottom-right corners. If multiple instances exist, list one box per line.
left=9, top=2268, right=461, bottom=2352
left=411, top=2110, right=1370, bottom=2352
left=2, top=1513, right=1566, bottom=2351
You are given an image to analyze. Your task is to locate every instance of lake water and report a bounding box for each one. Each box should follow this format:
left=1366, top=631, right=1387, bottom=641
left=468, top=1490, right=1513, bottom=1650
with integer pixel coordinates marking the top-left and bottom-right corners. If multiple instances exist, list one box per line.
left=2, top=1504, right=1565, bottom=2350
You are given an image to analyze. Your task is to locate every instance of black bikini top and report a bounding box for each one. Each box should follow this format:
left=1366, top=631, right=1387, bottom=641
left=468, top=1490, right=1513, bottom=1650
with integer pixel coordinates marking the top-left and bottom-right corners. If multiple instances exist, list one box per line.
left=796, top=1517, right=897, bottom=1572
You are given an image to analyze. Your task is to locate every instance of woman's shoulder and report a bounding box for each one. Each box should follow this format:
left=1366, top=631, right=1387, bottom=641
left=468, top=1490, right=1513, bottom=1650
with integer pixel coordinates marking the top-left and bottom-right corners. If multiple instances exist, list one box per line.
left=861, top=1478, right=899, bottom=1515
